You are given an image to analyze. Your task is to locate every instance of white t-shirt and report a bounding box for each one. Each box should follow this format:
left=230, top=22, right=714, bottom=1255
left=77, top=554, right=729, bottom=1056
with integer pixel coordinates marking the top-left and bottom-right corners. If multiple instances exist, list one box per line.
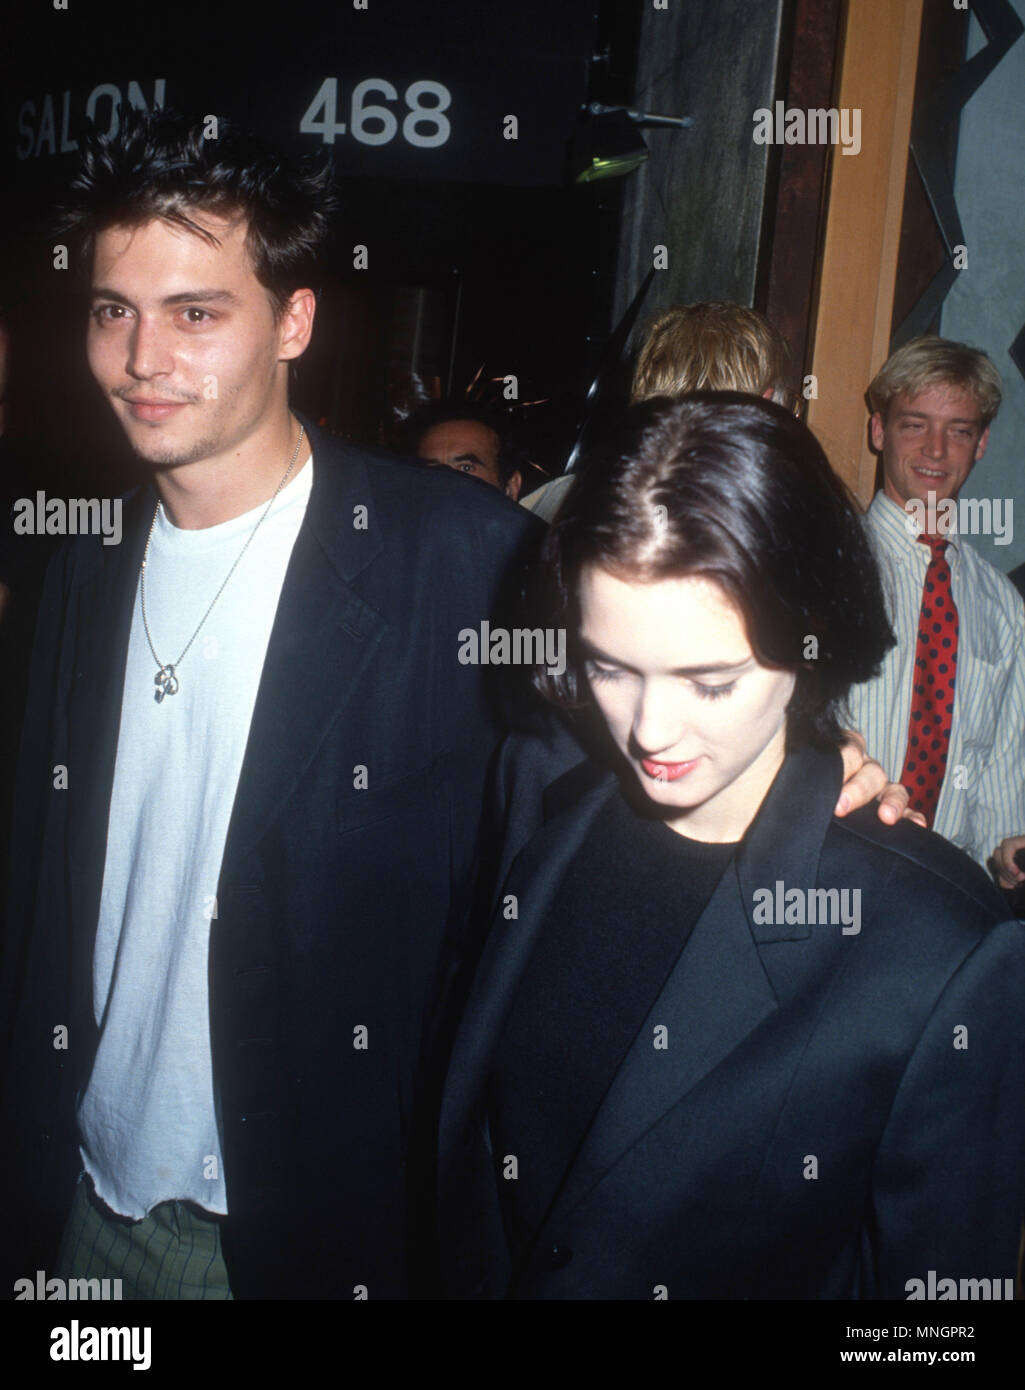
left=77, top=454, right=314, bottom=1218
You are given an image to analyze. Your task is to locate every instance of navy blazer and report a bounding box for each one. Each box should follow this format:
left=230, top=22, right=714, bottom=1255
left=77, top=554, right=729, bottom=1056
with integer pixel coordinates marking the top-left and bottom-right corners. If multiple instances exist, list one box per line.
left=438, top=734, right=1025, bottom=1299
left=0, top=420, right=539, bottom=1299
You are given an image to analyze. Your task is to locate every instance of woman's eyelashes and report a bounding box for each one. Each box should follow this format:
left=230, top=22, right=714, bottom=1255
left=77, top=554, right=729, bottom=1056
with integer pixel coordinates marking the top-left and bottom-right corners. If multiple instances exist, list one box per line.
left=586, top=663, right=738, bottom=701
left=693, top=681, right=737, bottom=701
left=586, top=662, right=623, bottom=684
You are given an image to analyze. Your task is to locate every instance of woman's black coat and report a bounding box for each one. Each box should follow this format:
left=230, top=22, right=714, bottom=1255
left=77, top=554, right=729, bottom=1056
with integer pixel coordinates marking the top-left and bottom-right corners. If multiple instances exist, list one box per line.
left=438, top=734, right=1025, bottom=1300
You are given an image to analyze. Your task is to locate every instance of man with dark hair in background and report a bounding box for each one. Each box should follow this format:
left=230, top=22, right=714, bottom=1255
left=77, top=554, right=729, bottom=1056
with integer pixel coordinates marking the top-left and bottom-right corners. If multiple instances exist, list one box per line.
left=0, top=108, right=539, bottom=1300
left=406, top=398, right=523, bottom=499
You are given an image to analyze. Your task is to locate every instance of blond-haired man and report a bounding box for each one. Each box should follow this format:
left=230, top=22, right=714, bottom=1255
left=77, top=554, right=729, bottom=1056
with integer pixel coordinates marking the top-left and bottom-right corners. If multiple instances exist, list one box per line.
left=521, top=301, right=793, bottom=523
left=845, top=335, right=1025, bottom=882
left=631, top=300, right=792, bottom=404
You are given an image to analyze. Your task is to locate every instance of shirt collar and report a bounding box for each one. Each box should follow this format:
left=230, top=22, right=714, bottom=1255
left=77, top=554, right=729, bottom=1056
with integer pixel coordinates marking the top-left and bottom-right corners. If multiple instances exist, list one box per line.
left=866, top=490, right=963, bottom=559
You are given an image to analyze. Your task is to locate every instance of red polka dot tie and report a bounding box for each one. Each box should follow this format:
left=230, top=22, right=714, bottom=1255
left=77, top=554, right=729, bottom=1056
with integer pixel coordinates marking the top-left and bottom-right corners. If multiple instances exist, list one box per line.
left=899, top=535, right=959, bottom=826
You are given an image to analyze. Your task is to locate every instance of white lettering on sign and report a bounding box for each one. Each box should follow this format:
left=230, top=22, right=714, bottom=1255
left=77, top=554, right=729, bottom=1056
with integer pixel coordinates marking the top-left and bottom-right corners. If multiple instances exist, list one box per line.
left=16, top=80, right=166, bottom=159
left=300, top=77, right=451, bottom=149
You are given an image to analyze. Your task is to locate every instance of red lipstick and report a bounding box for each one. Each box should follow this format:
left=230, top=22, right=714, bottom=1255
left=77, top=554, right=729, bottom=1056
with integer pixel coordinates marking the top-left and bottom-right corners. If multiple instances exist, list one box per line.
left=641, top=757, right=700, bottom=782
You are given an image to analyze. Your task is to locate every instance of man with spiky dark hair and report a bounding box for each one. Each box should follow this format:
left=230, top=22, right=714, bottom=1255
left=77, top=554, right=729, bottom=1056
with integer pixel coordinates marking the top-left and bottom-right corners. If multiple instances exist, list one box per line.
left=0, top=106, right=540, bottom=1300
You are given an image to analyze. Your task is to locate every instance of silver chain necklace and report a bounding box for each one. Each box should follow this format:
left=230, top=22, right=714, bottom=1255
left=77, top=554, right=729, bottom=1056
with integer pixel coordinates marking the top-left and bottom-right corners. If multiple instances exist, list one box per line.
left=140, top=422, right=306, bottom=703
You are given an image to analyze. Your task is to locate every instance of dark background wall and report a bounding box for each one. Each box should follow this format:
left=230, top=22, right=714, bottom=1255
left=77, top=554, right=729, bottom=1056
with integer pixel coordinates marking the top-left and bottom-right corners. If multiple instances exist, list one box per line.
left=0, top=0, right=642, bottom=495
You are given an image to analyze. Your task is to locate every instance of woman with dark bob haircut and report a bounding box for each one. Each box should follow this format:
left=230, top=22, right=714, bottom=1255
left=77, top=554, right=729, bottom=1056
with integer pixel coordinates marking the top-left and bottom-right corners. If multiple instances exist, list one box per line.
left=437, top=394, right=1025, bottom=1301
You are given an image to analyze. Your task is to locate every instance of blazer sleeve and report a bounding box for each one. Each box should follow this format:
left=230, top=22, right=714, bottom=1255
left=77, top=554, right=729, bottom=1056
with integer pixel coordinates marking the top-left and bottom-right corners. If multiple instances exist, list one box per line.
left=869, top=917, right=1025, bottom=1299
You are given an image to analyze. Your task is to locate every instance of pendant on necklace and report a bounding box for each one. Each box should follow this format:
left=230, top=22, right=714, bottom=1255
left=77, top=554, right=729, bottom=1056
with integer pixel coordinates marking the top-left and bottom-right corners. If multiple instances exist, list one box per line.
left=154, top=664, right=180, bottom=702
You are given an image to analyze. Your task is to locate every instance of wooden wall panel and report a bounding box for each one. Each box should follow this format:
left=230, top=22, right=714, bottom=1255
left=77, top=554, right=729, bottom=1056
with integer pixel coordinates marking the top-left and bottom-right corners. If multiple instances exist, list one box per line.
left=805, top=0, right=923, bottom=505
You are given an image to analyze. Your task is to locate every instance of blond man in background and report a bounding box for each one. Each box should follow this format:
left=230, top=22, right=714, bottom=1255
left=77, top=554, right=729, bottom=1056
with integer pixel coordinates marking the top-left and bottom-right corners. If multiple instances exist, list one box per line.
left=844, top=336, right=1025, bottom=882
left=521, top=300, right=794, bottom=522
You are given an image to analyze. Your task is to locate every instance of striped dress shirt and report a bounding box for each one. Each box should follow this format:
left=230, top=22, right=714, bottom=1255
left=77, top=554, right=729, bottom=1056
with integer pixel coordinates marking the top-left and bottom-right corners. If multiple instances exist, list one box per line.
left=844, top=491, right=1025, bottom=868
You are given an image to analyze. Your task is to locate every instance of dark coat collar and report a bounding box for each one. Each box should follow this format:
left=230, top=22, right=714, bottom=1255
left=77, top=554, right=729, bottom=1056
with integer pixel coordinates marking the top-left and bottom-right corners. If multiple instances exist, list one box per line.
left=440, top=741, right=844, bottom=1228
left=538, top=739, right=843, bottom=941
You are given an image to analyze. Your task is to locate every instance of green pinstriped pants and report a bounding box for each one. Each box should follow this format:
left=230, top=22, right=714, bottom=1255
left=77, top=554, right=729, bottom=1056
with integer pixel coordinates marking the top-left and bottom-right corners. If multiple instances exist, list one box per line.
left=55, top=1173, right=234, bottom=1300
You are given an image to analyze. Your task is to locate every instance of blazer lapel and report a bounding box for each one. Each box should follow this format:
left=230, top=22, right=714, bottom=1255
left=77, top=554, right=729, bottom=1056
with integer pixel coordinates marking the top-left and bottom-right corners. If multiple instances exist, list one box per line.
left=544, top=743, right=843, bottom=1228
left=67, top=485, right=152, bottom=1040
left=439, top=762, right=618, bottom=1163
left=218, top=430, right=386, bottom=865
